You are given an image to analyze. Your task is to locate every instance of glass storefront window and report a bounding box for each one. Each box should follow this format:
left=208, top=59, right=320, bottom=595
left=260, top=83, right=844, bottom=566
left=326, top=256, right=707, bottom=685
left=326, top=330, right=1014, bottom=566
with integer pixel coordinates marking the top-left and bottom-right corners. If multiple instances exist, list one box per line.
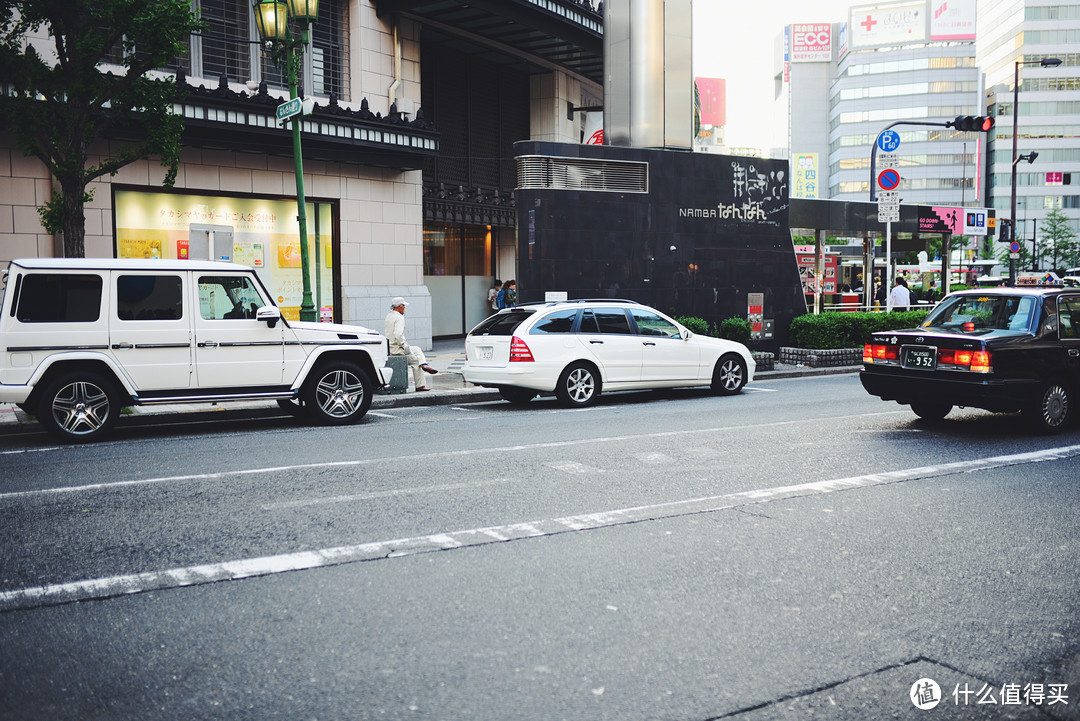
left=423, top=223, right=490, bottom=276
left=113, top=190, right=335, bottom=322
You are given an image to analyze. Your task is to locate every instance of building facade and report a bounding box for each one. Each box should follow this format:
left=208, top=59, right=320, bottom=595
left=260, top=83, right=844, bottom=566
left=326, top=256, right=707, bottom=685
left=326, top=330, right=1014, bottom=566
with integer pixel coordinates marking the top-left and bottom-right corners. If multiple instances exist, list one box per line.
left=781, top=1, right=984, bottom=208
left=0, top=0, right=603, bottom=345
left=980, top=0, right=1080, bottom=261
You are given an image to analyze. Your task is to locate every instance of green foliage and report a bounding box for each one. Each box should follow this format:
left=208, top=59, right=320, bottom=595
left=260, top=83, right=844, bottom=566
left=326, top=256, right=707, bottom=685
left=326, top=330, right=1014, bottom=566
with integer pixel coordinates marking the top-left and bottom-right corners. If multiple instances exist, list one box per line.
left=675, top=316, right=710, bottom=336
left=1041, top=208, right=1079, bottom=270
left=0, top=0, right=203, bottom=257
left=719, top=317, right=751, bottom=344
left=788, top=311, right=930, bottom=349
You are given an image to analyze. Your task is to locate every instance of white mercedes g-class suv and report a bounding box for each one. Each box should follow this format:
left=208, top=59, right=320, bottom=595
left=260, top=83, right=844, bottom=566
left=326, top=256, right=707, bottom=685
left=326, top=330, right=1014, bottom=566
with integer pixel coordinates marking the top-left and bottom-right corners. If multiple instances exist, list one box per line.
left=0, top=258, right=392, bottom=442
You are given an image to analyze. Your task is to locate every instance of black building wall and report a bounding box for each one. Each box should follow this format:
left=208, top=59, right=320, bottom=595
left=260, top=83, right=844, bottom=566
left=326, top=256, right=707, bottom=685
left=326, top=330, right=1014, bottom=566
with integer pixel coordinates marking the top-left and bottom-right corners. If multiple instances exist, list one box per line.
left=515, top=142, right=806, bottom=348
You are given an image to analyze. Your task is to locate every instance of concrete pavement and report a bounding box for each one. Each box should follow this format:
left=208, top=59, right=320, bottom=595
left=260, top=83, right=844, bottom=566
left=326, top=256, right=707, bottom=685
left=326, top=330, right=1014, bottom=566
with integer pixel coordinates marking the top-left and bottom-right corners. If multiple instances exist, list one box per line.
left=0, top=338, right=861, bottom=430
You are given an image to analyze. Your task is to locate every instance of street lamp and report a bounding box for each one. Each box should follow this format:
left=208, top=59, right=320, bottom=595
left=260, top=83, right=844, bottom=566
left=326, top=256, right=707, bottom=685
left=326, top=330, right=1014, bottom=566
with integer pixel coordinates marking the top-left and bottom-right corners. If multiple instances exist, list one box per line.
left=252, top=0, right=320, bottom=321
left=1009, top=56, right=1061, bottom=286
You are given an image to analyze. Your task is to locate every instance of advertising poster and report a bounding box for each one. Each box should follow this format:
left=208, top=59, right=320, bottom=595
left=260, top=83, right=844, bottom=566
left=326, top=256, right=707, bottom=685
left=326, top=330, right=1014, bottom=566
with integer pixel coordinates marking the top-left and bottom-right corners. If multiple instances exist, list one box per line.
left=930, top=0, right=976, bottom=40
left=791, top=24, right=832, bottom=63
left=850, top=2, right=925, bottom=49
left=114, top=190, right=334, bottom=321
left=792, top=153, right=819, bottom=198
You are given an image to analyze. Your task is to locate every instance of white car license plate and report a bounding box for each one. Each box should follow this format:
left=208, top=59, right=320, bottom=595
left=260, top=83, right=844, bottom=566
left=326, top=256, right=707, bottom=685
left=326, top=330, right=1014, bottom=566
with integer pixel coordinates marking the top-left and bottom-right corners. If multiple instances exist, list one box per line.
left=477, top=346, right=493, bottom=361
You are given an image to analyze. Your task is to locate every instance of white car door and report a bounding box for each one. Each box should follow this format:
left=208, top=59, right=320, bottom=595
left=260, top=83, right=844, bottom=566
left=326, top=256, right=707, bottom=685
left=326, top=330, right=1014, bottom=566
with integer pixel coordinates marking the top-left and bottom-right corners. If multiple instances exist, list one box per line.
left=629, top=308, right=701, bottom=382
left=109, top=272, right=192, bottom=391
left=574, top=307, right=641, bottom=383
left=192, top=273, right=285, bottom=388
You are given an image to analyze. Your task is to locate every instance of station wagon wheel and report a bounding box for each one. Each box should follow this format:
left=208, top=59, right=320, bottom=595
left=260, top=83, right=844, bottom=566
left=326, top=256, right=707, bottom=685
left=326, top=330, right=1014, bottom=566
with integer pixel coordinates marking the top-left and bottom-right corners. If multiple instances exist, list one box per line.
left=303, top=361, right=373, bottom=425
left=1024, top=381, right=1071, bottom=435
left=499, top=387, right=536, bottom=405
left=556, top=362, right=599, bottom=407
left=37, top=371, right=122, bottom=443
left=711, top=354, right=747, bottom=395
left=910, top=402, right=952, bottom=421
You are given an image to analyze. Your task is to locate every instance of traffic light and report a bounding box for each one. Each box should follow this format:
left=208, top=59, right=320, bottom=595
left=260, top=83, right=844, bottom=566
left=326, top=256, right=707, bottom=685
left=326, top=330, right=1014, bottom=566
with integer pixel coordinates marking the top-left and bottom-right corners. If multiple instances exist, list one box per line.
left=949, top=115, right=995, bottom=132
left=998, top=218, right=1014, bottom=242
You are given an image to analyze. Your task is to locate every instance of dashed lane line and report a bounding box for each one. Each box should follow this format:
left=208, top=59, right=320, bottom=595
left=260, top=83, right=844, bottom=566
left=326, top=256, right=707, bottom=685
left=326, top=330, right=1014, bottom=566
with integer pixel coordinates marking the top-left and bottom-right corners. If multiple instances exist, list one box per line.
left=1, top=444, right=1077, bottom=612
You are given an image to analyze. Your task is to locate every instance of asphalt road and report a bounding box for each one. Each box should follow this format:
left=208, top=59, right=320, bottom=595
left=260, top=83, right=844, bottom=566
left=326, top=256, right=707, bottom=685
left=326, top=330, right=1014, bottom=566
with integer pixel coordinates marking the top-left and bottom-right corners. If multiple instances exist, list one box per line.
left=1, top=374, right=1078, bottom=720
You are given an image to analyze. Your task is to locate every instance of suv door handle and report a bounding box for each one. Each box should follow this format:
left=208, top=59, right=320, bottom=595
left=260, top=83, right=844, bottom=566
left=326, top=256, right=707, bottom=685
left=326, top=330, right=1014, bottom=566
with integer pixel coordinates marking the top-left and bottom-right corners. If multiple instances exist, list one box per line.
left=642, top=341, right=656, bottom=346
left=111, top=342, right=133, bottom=350
left=589, top=340, right=604, bottom=344
left=200, top=341, right=219, bottom=348
left=1069, top=348, right=1079, bottom=357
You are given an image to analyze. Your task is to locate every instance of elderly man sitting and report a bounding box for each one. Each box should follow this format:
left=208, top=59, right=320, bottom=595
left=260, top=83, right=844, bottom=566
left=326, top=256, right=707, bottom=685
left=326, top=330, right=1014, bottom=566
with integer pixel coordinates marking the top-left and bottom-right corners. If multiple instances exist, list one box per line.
left=384, top=297, right=438, bottom=392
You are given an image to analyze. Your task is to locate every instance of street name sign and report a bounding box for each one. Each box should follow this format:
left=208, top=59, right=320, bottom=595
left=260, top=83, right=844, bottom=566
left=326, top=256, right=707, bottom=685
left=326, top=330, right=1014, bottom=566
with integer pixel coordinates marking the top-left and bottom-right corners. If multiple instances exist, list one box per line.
left=276, top=98, right=302, bottom=122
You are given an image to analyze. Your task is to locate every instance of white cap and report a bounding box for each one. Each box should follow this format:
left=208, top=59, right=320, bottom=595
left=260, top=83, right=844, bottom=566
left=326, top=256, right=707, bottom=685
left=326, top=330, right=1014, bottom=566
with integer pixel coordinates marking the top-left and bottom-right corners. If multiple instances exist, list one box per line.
left=391, top=296, right=408, bottom=308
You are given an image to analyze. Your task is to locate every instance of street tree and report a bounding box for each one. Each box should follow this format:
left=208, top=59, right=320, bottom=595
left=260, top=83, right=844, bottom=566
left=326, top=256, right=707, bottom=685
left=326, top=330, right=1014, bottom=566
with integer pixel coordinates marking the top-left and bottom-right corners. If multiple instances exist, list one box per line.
left=1040, top=208, right=1079, bottom=271
left=0, top=0, right=202, bottom=257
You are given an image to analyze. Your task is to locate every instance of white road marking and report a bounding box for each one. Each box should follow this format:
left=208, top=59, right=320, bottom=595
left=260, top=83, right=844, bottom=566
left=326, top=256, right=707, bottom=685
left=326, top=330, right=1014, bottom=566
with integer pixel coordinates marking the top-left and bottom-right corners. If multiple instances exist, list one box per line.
left=2, top=444, right=1077, bottom=611
left=548, top=461, right=598, bottom=475
left=261, top=478, right=513, bottom=511
left=0, top=411, right=913, bottom=501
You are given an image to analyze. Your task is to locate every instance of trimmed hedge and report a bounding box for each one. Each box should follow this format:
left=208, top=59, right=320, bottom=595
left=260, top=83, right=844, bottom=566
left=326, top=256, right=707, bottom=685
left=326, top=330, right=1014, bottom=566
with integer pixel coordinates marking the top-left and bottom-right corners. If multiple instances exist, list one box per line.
left=675, top=316, right=753, bottom=344
left=788, top=311, right=930, bottom=349
left=719, top=317, right=752, bottom=344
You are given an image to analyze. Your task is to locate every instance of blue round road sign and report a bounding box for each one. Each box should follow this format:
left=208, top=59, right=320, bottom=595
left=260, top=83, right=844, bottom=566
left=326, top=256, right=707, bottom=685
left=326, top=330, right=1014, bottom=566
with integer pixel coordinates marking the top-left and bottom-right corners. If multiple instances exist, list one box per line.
left=877, top=168, right=901, bottom=191
left=877, top=130, right=901, bottom=152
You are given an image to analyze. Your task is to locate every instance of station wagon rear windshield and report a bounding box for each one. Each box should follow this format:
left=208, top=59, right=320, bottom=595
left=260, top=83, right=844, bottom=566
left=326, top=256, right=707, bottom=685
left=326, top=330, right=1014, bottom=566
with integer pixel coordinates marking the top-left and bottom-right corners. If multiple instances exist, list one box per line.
left=469, top=309, right=536, bottom=336
left=922, top=294, right=1037, bottom=334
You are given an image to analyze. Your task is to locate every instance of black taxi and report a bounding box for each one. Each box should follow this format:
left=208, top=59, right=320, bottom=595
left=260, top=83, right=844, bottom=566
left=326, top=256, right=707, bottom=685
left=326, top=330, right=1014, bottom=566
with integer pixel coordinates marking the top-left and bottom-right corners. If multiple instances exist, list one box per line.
left=860, top=287, right=1080, bottom=433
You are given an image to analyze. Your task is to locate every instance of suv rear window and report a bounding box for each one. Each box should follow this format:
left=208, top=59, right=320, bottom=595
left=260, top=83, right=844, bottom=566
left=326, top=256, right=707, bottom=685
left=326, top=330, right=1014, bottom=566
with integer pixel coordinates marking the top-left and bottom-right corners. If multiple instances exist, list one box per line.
left=14, top=273, right=103, bottom=323
left=469, top=309, right=536, bottom=336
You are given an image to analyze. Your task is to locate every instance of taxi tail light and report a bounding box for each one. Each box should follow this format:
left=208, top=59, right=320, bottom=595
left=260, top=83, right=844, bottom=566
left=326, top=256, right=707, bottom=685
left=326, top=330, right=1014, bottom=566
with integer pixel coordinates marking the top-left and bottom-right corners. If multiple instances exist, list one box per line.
left=940, top=348, right=992, bottom=372
left=971, top=350, right=992, bottom=373
left=864, top=343, right=899, bottom=363
left=509, top=336, right=534, bottom=362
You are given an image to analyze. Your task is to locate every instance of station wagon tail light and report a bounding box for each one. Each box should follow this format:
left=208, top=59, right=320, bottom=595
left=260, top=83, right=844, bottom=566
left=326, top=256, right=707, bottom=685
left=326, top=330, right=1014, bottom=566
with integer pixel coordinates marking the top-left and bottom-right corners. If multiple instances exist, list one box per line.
left=864, top=343, right=899, bottom=364
left=509, top=336, right=534, bottom=362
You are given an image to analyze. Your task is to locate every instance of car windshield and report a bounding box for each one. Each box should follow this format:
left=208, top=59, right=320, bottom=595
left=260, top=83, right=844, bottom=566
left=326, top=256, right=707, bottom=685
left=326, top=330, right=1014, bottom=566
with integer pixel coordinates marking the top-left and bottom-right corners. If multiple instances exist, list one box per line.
left=922, top=294, right=1037, bottom=334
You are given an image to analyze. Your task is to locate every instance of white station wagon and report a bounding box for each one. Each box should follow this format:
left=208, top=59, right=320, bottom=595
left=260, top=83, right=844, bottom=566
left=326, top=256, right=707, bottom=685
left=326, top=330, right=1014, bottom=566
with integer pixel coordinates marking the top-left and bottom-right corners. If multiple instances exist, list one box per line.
left=462, top=299, right=755, bottom=406
left=0, top=258, right=392, bottom=442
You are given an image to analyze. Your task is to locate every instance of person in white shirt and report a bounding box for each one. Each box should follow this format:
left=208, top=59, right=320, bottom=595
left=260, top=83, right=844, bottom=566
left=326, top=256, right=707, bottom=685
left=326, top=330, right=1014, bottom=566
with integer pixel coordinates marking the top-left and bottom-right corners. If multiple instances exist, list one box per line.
left=889, top=278, right=911, bottom=311
left=384, top=297, right=438, bottom=391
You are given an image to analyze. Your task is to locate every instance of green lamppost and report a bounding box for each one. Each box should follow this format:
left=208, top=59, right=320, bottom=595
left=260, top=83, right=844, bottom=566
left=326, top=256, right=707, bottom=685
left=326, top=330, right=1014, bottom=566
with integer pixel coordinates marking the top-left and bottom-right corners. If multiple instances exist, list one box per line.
left=252, top=0, right=319, bottom=321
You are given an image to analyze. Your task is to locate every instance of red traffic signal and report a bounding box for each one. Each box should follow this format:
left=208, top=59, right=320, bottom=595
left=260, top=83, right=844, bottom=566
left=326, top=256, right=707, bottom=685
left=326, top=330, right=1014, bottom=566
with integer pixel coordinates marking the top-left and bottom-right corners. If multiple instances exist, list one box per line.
left=950, top=115, right=995, bottom=132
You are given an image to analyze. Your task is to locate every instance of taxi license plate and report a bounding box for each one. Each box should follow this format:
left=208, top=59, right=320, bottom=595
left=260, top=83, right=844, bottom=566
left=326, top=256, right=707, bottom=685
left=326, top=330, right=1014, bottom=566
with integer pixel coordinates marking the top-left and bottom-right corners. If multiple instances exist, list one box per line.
left=477, top=346, right=493, bottom=361
left=902, top=346, right=937, bottom=370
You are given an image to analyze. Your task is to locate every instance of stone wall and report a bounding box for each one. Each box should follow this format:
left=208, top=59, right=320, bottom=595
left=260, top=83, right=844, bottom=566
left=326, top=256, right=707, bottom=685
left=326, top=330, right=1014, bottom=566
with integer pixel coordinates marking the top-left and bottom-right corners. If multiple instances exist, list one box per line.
left=778, top=347, right=862, bottom=368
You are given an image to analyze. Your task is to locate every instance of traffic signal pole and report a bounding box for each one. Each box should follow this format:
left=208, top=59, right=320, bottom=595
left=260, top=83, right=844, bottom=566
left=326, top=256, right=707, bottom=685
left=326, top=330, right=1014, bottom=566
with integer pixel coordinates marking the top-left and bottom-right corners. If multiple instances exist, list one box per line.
left=869, top=116, right=994, bottom=296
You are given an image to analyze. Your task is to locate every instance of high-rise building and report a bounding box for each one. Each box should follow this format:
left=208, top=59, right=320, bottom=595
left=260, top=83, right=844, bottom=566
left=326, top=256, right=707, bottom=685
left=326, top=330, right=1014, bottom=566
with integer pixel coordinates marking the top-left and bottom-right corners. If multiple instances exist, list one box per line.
left=780, top=1, right=984, bottom=206
left=980, top=0, right=1080, bottom=258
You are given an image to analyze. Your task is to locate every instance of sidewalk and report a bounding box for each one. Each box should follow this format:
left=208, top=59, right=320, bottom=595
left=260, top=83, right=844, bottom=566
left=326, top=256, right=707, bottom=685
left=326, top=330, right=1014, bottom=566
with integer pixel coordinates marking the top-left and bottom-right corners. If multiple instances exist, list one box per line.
left=0, top=338, right=861, bottom=429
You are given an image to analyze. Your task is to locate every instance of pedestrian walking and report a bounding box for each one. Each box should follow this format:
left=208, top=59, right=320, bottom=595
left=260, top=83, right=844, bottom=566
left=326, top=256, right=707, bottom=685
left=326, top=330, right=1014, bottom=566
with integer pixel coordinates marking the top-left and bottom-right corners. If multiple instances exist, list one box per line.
left=889, top=277, right=911, bottom=311
left=497, top=279, right=518, bottom=309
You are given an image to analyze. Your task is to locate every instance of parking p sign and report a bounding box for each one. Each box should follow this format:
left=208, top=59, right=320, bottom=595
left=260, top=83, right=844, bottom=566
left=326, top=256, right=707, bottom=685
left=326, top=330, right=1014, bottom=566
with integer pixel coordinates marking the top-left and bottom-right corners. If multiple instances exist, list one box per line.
left=877, top=130, right=901, bottom=153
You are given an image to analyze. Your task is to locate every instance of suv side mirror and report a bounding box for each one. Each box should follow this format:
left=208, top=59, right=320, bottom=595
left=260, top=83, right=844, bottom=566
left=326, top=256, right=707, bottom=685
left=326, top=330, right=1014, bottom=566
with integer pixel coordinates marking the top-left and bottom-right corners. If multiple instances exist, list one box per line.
left=681, top=328, right=693, bottom=341
left=256, top=305, right=281, bottom=328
